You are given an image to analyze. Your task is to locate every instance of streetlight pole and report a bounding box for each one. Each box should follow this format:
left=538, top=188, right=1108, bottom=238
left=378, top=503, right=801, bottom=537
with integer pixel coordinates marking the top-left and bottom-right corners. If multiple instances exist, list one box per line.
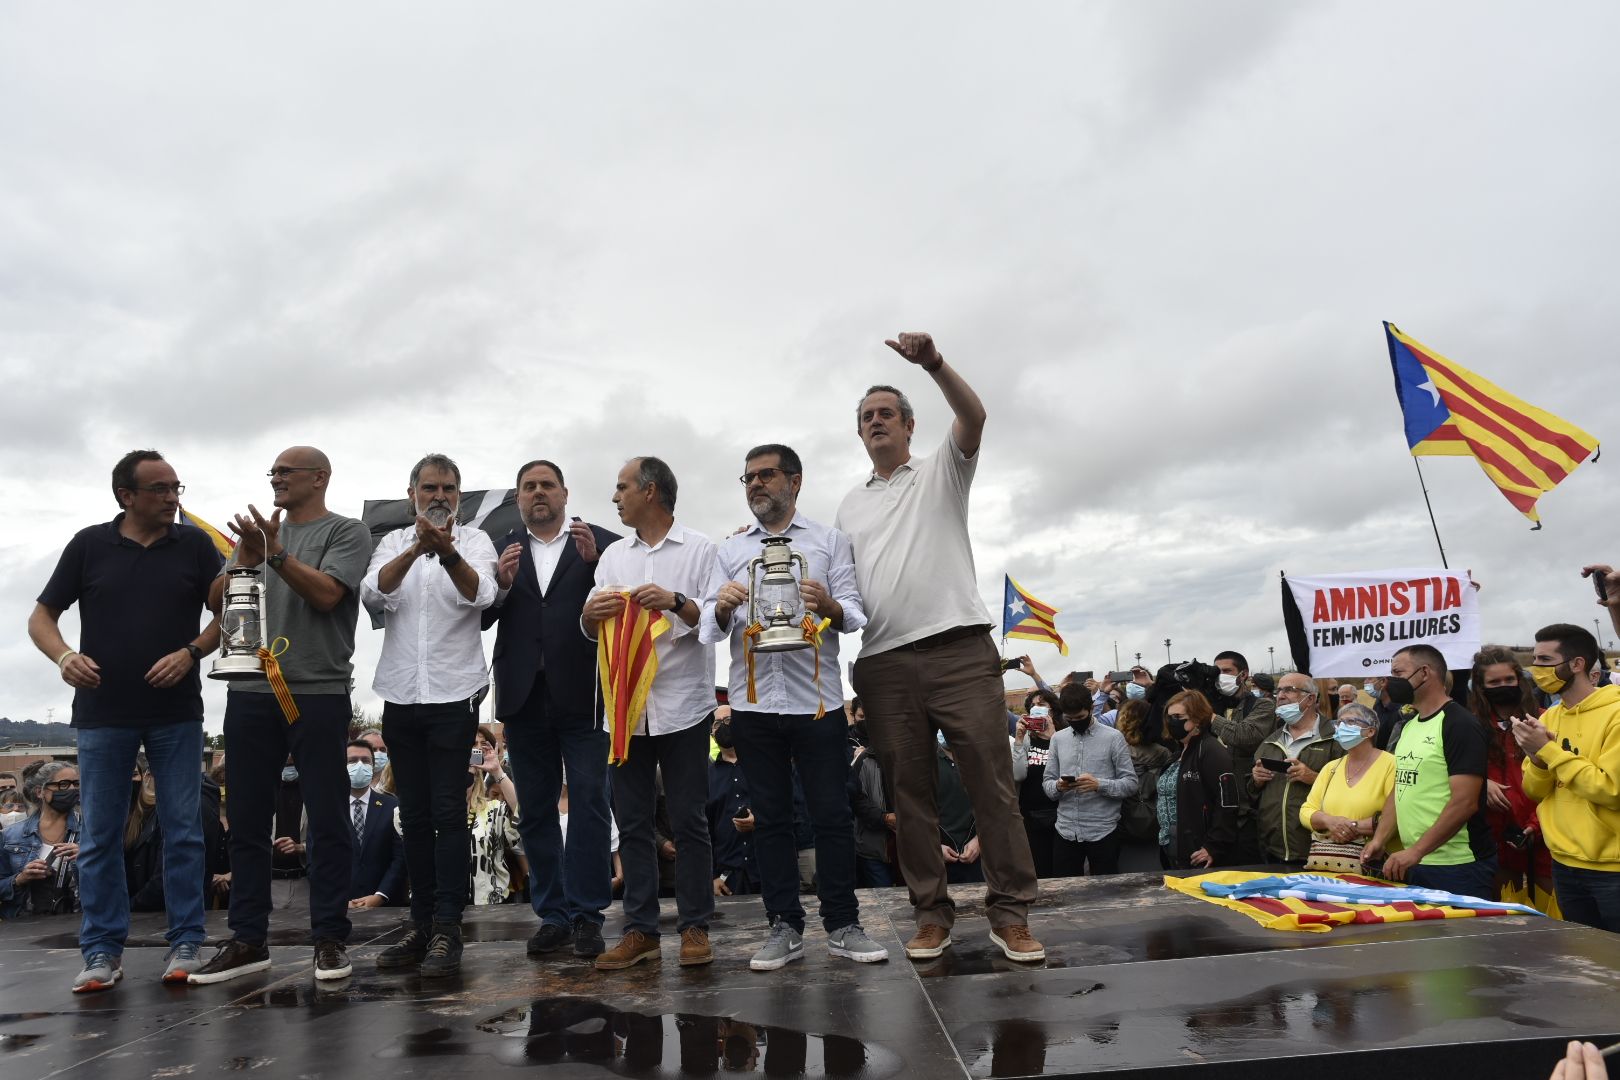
left=1268, top=646, right=1275, bottom=673
left=1113, top=640, right=1119, bottom=670
left=1164, top=638, right=1172, bottom=663
left=1134, top=652, right=1141, bottom=668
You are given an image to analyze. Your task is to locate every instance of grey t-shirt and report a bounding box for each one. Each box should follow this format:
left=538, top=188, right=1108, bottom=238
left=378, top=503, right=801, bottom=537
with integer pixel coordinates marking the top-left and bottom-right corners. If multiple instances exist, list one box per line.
left=231, top=512, right=374, bottom=695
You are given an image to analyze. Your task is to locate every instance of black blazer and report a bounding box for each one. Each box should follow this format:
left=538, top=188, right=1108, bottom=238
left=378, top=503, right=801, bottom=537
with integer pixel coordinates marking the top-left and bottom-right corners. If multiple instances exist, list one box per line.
left=350, top=790, right=407, bottom=904
left=482, top=523, right=621, bottom=721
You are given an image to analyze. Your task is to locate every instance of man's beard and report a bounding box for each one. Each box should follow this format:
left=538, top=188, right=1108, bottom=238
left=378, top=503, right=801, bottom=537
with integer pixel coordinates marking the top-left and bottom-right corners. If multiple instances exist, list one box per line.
left=421, top=501, right=453, bottom=527
left=749, top=491, right=790, bottom=523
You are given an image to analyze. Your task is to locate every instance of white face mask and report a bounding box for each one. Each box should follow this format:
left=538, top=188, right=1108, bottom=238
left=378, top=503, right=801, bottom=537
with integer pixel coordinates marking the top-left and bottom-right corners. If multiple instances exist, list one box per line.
left=0, top=810, right=24, bottom=828
left=1216, top=673, right=1241, bottom=696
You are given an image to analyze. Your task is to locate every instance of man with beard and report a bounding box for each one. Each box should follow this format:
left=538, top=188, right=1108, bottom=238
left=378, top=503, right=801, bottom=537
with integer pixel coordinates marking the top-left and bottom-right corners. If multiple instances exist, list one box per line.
left=699, top=444, right=887, bottom=971
left=1208, top=651, right=1275, bottom=863
left=483, top=459, right=620, bottom=960
left=192, top=446, right=374, bottom=985
left=358, top=453, right=498, bottom=978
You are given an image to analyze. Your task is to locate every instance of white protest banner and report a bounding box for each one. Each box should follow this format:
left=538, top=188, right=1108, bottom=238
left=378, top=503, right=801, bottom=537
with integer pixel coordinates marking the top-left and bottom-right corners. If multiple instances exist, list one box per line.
left=1281, top=568, right=1481, bottom=676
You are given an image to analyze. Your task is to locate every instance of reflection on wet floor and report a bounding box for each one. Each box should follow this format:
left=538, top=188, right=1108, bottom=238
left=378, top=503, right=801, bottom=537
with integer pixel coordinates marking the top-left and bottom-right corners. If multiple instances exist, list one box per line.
left=366, top=997, right=904, bottom=1077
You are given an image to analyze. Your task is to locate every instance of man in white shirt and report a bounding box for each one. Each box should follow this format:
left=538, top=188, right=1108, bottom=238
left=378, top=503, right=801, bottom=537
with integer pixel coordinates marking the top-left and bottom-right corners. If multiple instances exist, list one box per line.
left=700, top=443, right=889, bottom=972
left=836, top=333, right=1043, bottom=963
left=358, top=454, right=498, bottom=978
left=583, top=456, right=719, bottom=971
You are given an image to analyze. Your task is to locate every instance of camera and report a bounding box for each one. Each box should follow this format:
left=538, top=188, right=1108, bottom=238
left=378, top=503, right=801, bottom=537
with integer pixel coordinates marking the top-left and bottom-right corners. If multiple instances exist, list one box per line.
left=1173, top=659, right=1221, bottom=699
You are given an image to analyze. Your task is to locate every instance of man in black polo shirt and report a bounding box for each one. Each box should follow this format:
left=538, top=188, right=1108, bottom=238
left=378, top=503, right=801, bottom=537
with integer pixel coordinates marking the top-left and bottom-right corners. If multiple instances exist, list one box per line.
left=29, top=450, right=223, bottom=993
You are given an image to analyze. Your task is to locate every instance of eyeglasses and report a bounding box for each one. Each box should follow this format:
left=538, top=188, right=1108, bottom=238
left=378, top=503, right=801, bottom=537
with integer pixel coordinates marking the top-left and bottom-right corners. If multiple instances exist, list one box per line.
left=44, top=779, right=80, bottom=791
left=1276, top=686, right=1311, bottom=697
left=132, top=483, right=185, bottom=496
left=266, top=466, right=322, bottom=478
left=739, top=468, right=792, bottom=486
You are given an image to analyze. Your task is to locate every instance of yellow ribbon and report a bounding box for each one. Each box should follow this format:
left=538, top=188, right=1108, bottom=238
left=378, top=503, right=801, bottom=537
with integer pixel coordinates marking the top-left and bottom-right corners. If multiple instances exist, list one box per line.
left=742, top=616, right=833, bottom=719
left=258, top=636, right=299, bottom=725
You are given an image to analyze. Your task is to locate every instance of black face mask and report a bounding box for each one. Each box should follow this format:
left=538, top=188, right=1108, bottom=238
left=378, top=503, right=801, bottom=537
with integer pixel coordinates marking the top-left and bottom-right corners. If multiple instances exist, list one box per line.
left=1385, top=676, right=1417, bottom=707
left=713, top=724, right=735, bottom=750
left=1483, top=685, right=1522, bottom=708
left=48, top=789, right=80, bottom=814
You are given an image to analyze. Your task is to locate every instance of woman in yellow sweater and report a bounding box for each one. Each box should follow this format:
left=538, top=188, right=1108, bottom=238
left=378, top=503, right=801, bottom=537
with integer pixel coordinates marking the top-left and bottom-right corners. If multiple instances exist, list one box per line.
left=1300, top=705, right=1399, bottom=852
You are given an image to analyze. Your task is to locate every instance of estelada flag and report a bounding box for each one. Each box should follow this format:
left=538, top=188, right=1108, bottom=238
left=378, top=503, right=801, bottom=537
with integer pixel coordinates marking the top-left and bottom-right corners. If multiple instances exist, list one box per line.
left=1002, top=575, right=1068, bottom=656
left=1385, top=322, right=1600, bottom=526
left=596, top=593, right=669, bottom=764
left=1166, top=870, right=1540, bottom=933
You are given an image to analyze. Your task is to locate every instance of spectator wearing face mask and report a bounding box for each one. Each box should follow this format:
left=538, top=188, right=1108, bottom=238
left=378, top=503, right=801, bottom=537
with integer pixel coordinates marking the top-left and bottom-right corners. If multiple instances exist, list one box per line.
left=1299, top=704, right=1396, bottom=858
left=1209, top=650, right=1277, bottom=865
left=1116, top=700, right=1174, bottom=872
left=1, top=761, right=82, bottom=919
left=1041, top=684, right=1136, bottom=877
left=847, top=715, right=897, bottom=888
left=1251, top=674, right=1346, bottom=866
left=1517, top=624, right=1620, bottom=931
left=1467, top=646, right=1553, bottom=903
left=707, top=713, right=761, bottom=898
left=1012, top=690, right=1060, bottom=878
left=1167, top=692, right=1236, bottom=870
left=342, top=740, right=406, bottom=911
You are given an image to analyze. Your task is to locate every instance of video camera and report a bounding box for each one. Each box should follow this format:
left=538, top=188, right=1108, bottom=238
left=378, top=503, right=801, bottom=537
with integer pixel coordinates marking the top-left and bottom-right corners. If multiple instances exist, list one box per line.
left=1172, top=659, right=1221, bottom=700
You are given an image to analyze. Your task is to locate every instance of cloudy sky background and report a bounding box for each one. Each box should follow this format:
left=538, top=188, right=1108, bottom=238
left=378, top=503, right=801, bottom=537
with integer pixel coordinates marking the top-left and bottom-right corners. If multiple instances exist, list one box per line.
left=4, top=2, right=1615, bottom=732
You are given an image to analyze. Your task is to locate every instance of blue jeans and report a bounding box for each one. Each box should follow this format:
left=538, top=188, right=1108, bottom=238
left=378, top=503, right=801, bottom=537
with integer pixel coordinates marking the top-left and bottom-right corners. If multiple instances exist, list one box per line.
left=504, top=686, right=613, bottom=929
left=77, top=720, right=205, bottom=960
left=731, top=707, right=859, bottom=934
left=856, top=857, right=895, bottom=888
left=1407, top=855, right=1497, bottom=902
left=1552, top=861, right=1620, bottom=933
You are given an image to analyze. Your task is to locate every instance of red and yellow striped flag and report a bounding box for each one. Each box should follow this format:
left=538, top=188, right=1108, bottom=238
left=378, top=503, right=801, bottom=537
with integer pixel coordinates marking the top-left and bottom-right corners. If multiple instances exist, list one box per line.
left=596, top=593, right=669, bottom=764
left=179, top=506, right=236, bottom=559
left=1386, top=323, right=1600, bottom=525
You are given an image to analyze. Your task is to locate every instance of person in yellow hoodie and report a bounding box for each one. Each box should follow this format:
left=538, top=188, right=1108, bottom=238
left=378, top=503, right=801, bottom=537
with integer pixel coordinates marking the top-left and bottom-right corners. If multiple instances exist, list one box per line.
left=1516, top=623, right=1620, bottom=933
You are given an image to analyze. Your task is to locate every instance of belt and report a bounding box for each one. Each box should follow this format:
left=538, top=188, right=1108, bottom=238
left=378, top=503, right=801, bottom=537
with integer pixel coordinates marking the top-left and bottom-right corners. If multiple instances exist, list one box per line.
left=900, top=624, right=990, bottom=651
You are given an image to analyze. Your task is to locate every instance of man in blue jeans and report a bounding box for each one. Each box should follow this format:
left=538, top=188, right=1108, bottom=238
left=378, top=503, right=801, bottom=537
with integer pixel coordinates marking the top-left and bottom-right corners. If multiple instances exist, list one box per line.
left=28, top=450, right=223, bottom=992
left=700, top=443, right=889, bottom=972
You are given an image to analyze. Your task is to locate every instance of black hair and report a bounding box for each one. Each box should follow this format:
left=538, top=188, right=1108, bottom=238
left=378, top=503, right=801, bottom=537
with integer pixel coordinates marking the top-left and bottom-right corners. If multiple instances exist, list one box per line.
left=1535, top=623, right=1602, bottom=673
left=744, top=443, right=803, bottom=476
left=1394, top=643, right=1449, bottom=680
left=111, top=449, right=165, bottom=508
left=346, top=739, right=375, bottom=760
left=515, top=459, right=565, bottom=489
left=1214, top=650, right=1249, bottom=673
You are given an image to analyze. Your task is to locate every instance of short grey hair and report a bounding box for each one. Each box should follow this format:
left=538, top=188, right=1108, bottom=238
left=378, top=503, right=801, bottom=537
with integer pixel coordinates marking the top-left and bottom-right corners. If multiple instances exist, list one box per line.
left=633, top=456, right=678, bottom=513
left=856, top=384, right=914, bottom=433
left=410, top=453, right=461, bottom=488
left=23, top=761, right=75, bottom=809
left=1337, top=703, right=1378, bottom=728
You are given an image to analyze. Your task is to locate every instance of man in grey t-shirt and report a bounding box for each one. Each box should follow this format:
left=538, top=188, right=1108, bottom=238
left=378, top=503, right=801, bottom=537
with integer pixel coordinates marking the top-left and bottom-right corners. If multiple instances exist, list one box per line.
left=191, top=446, right=374, bottom=986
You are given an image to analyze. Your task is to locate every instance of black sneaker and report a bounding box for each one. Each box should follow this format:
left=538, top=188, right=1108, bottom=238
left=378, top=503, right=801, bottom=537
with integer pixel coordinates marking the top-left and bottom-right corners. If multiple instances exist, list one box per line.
left=420, top=924, right=463, bottom=979
left=188, top=939, right=272, bottom=985
left=376, top=925, right=431, bottom=971
left=572, top=920, right=605, bottom=958
left=526, top=922, right=572, bottom=956
left=314, top=939, right=352, bottom=981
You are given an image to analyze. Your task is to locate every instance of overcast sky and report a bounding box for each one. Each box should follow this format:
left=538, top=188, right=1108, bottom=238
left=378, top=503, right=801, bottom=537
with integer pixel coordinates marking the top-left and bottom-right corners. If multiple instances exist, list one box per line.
left=4, top=2, right=1615, bottom=732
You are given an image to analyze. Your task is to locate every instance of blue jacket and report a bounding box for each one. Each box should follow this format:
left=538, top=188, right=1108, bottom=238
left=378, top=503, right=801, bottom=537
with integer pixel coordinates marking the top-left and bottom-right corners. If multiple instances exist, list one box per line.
left=1, top=811, right=82, bottom=918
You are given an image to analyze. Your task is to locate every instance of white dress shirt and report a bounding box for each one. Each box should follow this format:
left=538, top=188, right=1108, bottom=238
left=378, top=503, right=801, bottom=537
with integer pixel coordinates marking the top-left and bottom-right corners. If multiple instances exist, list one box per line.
left=360, top=523, right=499, bottom=704
left=699, top=512, right=866, bottom=715
left=493, top=527, right=572, bottom=607
left=589, top=522, right=717, bottom=737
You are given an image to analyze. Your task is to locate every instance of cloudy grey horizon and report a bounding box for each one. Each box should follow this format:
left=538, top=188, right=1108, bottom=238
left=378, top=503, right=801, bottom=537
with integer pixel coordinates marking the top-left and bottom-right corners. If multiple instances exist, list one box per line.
left=3, top=2, right=1614, bottom=733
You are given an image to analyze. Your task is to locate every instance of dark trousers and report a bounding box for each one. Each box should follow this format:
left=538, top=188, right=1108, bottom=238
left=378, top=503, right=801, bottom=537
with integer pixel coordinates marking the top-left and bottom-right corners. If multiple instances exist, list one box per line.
left=853, top=630, right=1038, bottom=930
left=856, top=858, right=895, bottom=888
left=383, top=700, right=478, bottom=927
left=613, top=719, right=714, bottom=936
left=732, top=707, right=860, bottom=934
left=1407, top=855, right=1498, bottom=902
left=504, top=678, right=613, bottom=929
left=1053, top=825, right=1123, bottom=877
left=1022, top=815, right=1057, bottom=879
left=1552, top=861, right=1620, bottom=933
left=224, top=691, right=352, bottom=945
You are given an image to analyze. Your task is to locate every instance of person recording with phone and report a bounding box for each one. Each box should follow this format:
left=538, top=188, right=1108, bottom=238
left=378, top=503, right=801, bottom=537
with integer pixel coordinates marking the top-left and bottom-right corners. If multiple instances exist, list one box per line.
left=1582, top=564, right=1620, bottom=644
left=1250, top=674, right=1344, bottom=867
left=0, top=762, right=82, bottom=919
left=1168, top=691, right=1238, bottom=870
left=1041, top=684, right=1136, bottom=877
left=358, top=453, right=498, bottom=978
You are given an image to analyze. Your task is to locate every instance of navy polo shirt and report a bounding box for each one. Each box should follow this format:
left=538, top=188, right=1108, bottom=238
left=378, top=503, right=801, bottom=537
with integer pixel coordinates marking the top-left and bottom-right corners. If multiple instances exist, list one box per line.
left=38, top=516, right=224, bottom=728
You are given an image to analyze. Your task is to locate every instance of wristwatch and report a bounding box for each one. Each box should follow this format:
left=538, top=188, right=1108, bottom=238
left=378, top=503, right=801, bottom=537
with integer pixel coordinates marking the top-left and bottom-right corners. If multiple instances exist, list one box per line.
left=183, top=643, right=205, bottom=663
left=670, top=592, right=688, bottom=613
left=267, top=550, right=288, bottom=570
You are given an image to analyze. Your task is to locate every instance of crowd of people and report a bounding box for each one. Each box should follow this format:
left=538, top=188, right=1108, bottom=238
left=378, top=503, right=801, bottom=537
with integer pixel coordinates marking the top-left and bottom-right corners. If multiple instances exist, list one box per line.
left=7, top=331, right=1618, bottom=1009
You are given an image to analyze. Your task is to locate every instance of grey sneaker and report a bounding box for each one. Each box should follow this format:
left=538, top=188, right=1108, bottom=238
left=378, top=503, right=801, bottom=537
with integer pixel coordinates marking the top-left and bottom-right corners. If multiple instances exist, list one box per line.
left=73, top=953, right=123, bottom=994
left=162, top=942, right=205, bottom=984
left=827, top=923, right=890, bottom=964
left=749, top=919, right=804, bottom=972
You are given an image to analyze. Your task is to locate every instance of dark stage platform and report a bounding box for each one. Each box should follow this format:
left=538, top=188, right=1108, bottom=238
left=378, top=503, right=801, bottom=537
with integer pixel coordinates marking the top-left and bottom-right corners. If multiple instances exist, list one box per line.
left=1, top=871, right=1617, bottom=1079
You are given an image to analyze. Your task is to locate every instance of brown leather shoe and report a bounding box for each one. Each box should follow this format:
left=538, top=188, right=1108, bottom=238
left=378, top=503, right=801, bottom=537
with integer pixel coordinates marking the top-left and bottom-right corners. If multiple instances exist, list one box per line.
left=989, top=923, right=1045, bottom=962
left=904, top=924, right=952, bottom=960
left=594, top=930, right=660, bottom=971
left=678, top=927, right=713, bottom=967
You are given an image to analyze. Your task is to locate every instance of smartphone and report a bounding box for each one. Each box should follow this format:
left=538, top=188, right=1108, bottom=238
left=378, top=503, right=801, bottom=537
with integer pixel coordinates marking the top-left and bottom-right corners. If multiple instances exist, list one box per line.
left=734, top=806, right=751, bottom=820
left=1000, top=657, right=1022, bottom=672
left=1595, top=568, right=1610, bottom=600
left=1106, top=670, right=1132, bottom=684
left=1071, top=670, right=1094, bottom=683
left=470, top=748, right=484, bottom=766
left=1060, top=775, right=1077, bottom=784
left=1259, top=757, right=1291, bottom=774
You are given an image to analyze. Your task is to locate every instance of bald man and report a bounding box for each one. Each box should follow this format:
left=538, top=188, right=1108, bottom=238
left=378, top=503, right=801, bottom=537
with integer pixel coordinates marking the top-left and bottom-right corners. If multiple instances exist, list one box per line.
left=191, top=446, right=375, bottom=985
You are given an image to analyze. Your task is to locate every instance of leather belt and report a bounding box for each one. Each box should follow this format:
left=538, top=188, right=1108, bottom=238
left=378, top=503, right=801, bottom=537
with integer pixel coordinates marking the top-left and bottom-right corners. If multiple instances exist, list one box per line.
left=900, top=624, right=990, bottom=651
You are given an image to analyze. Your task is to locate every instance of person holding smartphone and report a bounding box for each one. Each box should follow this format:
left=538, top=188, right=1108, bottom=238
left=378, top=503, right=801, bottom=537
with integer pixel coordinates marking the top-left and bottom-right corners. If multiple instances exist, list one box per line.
left=1169, top=692, right=1238, bottom=870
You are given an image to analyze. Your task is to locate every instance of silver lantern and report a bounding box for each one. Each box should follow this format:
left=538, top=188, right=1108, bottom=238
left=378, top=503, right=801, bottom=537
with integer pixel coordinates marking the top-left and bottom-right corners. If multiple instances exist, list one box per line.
left=746, top=535, right=812, bottom=652
left=210, top=565, right=268, bottom=680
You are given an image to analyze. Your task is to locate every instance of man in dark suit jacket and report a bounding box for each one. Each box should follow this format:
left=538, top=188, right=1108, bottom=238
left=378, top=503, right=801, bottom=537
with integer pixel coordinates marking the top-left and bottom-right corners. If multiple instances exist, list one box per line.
left=343, top=740, right=407, bottom=908
left=483, top=459, right=620, bottom=958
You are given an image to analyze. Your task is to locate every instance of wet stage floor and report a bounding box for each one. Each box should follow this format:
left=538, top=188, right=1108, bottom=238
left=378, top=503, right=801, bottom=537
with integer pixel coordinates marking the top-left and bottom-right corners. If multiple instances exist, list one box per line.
left=2, top=870, right=1617, bottom=1079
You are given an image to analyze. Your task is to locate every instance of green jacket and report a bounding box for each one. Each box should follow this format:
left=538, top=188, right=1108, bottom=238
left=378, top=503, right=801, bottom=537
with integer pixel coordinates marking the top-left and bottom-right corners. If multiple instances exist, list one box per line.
left=1249, top=716, right=1344, bottom=863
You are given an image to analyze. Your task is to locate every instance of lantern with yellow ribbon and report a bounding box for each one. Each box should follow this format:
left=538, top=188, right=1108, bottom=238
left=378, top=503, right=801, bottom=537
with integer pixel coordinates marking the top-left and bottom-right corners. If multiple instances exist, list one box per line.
left=742, top=536, right=833, bottom=718
left=210, top=564, right=299, bottom=723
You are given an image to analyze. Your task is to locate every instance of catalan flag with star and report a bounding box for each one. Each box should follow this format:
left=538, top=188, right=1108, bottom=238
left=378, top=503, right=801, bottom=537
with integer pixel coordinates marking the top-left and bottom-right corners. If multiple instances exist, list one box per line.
left=1385, top=322, right=1599, bottom=527
left=1003, top=575, right=1068, bottom=655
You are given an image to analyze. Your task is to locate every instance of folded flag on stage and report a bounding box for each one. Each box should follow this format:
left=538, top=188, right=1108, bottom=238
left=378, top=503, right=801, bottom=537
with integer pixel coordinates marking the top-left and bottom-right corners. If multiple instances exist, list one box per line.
left=1002, top=575, right=1068, bottom=656
left=1385, top=322, right=1599, bottom=526
left=1165, top=870, right=1541, bottom=933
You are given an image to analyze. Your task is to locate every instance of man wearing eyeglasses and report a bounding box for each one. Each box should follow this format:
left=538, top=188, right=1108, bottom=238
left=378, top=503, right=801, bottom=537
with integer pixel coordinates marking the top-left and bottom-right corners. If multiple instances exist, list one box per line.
left=698, top=444, right=888, bottom=972
left=191, top=446, right=374, bottom=985
left=28, top=450, right=224, bottom=992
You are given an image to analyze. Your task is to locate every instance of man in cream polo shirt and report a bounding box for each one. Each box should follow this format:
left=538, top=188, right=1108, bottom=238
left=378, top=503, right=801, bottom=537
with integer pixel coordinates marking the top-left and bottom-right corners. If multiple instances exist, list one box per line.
left=835, top=332, right=1042, bottom=964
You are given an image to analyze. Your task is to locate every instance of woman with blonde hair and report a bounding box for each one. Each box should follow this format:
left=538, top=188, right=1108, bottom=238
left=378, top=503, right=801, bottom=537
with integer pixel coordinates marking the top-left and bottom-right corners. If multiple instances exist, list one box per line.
left=467, top=726, right=526, bottom=905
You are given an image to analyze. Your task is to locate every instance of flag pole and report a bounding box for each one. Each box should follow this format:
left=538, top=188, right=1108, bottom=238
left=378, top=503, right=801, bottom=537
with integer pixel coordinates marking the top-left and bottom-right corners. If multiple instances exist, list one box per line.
left=1411, top=457, right=1450, bottom=569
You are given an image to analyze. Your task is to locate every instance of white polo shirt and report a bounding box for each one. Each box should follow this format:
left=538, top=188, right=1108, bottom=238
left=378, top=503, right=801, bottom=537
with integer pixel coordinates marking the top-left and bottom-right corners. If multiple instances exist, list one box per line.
left=835, top=431, right=992, bottom=657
